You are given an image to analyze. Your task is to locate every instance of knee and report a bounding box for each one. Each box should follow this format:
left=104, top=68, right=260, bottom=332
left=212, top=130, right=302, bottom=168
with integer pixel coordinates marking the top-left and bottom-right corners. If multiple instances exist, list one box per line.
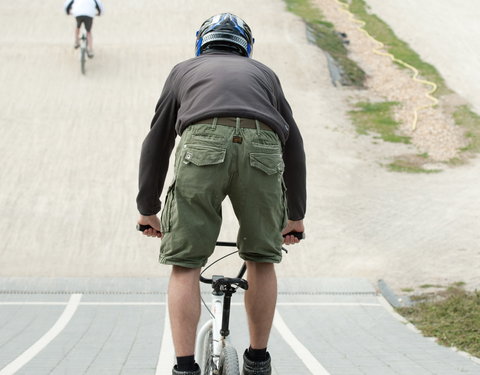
left=172, top=265, right=201, bottom=277
left=246, top=261, right=275, bottom=273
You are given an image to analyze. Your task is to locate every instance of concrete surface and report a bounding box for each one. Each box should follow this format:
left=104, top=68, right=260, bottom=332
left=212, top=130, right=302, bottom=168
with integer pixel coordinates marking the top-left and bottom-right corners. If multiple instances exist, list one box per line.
left=1, top=278, right=479, bottom=374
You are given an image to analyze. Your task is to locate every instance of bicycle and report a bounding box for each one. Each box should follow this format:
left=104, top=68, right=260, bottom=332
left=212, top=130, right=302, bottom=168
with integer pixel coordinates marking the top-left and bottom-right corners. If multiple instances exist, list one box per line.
left=196, top=241, right=248, bottom=375
left=196, top=233, right=304, bottom=375
left=136, top=224, right=303, bottom=374
left=79, top=32, right=88, bottom=75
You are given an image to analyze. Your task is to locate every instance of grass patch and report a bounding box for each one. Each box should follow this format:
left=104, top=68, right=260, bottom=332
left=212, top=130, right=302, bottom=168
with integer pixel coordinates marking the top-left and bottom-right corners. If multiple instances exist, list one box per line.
left=387, top=153, right=442, bottom=174
left=339, top=0, right=450, bottom=97
left=348, top=101, right=410, bottom=143
left=454, top=105, right=480, bottom=154
left=397, top=284, right=480, bottom=357
left=388, top=160, right=441, bottom=174
left=284, top=0, right=366, bottom=86
left=420, top=284, right=444, bottom=289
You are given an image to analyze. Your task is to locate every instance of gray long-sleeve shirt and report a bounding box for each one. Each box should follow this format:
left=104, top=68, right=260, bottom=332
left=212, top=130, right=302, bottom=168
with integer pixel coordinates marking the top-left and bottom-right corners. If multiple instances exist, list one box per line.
left=137, top=50, right=306, bottom=220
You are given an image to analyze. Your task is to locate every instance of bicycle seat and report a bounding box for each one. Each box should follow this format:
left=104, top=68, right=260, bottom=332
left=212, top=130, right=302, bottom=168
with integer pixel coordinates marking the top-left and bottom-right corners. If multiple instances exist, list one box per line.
left=212, top=275, right=249, bottom=292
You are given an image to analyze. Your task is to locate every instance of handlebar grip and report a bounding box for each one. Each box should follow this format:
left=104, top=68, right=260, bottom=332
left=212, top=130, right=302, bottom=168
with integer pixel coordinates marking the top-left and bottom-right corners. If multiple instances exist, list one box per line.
left=283, top=231, right=305, bottom=240
left=199, top=275, right=213, bottom=284
left=136, top=223, right=153, bottom=232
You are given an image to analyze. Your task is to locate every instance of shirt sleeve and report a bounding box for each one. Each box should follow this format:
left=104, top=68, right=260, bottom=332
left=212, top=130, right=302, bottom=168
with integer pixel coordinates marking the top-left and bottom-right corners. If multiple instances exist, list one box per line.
left=64, top=0, right=74, bottom=14
left=94, top=0, right=104, bottom=15
left=136, top=70, right=179, bottom=216
left=273, top=74, right=307, bottom=221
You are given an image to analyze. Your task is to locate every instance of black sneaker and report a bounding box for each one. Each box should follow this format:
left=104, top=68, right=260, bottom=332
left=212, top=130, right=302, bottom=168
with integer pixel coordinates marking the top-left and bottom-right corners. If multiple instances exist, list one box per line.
left=242, top=350, right=271, bottom=375
left=172, top=363, right=201, bottom=375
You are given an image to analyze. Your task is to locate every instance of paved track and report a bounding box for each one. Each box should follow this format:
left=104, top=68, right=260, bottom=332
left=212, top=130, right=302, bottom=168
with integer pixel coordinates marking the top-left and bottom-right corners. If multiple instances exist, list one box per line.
left=0, top=0, right=326, bottom=279
left=1, top=278, right=479, bottom=375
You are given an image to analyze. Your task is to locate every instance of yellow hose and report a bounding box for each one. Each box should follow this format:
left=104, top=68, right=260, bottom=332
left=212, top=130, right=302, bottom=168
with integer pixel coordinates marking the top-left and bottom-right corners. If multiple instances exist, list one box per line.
left=334, top=0, right=438, bottom=130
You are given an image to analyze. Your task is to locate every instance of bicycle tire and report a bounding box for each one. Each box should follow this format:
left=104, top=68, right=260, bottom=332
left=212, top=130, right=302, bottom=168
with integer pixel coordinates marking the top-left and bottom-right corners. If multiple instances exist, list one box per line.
left=219, top=346, right=240, bottom=375
left=202, top=328, right=216, bottom=375
left=80, top=47, right=86, bottom=75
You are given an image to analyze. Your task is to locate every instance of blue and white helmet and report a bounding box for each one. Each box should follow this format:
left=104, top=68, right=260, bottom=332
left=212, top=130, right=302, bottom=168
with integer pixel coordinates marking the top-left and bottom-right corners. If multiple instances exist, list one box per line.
left=195, top=13, right=254, bottom=57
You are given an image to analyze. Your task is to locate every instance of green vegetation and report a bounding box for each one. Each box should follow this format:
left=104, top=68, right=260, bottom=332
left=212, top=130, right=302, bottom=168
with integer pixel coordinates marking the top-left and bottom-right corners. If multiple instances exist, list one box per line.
left=339, top=0, right=450, bottom=97
left=387, top=157, right=442, bottom=174
left=347, top=102, right=444, bottom=172
left=419, top=284, right=444, bottom=289
left=387, top=162, right=440, bottom=174
left=397, top=283, right=480, bottom=357
left=454, top=105, right=480, bottom=154
left=348, top=101, right=410, bottom=143
left=284, top=0, right=366, bottom=86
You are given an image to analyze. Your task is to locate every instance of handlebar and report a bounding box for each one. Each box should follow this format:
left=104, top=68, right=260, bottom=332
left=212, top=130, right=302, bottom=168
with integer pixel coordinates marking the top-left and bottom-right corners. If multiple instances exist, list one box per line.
left=136, top=224, right=305, bottom=240
left=136, top=223, right=156, bottom=232
left=136, top=224, right=303, bottom=290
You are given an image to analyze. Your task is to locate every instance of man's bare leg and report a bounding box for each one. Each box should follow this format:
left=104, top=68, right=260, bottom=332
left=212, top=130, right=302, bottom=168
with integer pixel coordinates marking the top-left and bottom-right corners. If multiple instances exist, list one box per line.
left=168, top=266, right=201, bottom=357
left=74, top=27, right=80, bottom=47
left=86, top=32, right=93, bottom=50
left=244, top=261, right=277, bottom=349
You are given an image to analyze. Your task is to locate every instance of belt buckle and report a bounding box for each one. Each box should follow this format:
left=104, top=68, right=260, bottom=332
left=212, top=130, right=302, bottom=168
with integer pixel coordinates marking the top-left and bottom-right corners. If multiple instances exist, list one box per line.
left=232, top=135, right=243, bottom=144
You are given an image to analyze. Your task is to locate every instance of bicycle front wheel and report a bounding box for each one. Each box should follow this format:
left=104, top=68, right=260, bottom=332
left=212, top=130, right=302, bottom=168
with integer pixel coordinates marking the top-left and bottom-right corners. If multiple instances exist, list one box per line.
left=219, top=346, right=240, bottom=375
left=202, top=328, right=216, bottom=375
left=80, top=47, right=86, bottom=75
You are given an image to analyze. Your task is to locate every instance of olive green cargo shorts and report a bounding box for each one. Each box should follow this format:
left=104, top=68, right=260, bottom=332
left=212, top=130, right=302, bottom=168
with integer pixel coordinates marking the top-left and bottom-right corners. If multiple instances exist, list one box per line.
left=159, top=119, right=287, bottom=268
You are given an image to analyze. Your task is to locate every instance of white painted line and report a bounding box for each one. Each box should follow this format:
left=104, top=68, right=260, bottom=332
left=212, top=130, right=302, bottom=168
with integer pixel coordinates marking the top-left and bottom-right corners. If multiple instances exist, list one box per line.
left=0, top=293, right=82, bottom=375
left=0, top=302, right=70, bottom=306
left=0, top=301, right=379, bottom=307
left=80, top=302, right=166, bottom=306
left=273, top=309, right=330, bottom=375
left=156, top=298, right=174, bottom=374
left=277, top=302, right=381, bottom=307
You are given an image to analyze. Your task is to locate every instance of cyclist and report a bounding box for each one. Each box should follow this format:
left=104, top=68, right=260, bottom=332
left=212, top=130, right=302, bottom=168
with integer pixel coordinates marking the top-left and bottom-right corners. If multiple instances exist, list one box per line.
left=64, top=0, right=104, bottom=58
left=137, top=13, right=306, bottom=375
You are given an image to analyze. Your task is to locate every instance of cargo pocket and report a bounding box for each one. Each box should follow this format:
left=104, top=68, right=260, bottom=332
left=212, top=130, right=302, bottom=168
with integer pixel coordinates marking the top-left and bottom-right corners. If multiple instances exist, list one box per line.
left=160, top=180, right=176, bottom=233
left=183, top=144, right=226, bottom=166
left=249, top=153, right=285, bottom=175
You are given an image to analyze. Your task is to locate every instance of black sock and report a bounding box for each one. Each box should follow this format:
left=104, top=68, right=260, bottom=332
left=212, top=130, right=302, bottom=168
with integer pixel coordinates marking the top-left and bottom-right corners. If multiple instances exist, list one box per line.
left=176, top=355, right=196, bottom=371
left=247, top=346, right=267, bottom=362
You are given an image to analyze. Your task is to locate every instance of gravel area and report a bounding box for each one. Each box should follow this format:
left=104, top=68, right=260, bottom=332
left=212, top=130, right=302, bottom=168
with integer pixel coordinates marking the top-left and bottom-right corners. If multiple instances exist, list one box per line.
left=315, top=0, right=468, bottom=162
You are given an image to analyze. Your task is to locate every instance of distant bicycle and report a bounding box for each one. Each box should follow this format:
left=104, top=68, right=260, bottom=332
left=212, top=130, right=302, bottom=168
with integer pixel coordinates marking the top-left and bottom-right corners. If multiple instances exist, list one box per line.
left=78, top=32, right=88, bottom=75
left=76, top=30, right=94, bottom=75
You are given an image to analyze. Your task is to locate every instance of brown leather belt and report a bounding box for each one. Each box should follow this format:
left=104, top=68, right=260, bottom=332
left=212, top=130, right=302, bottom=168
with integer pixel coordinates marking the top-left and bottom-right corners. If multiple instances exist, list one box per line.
left=197, top=117, right=272, bottom=131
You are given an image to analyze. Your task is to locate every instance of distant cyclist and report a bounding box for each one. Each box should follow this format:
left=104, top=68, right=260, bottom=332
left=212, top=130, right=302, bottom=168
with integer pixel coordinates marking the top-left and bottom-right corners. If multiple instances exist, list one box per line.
left=64, top=0, right=104, bottom=58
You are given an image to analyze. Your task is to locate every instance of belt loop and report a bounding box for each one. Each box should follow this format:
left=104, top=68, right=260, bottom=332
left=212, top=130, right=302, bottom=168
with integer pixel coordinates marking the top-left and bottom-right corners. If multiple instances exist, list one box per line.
left=235, top=117, right=241, bottom=134
left=212, top=117, right=218, bottom=130
left=255, top=120, right=261, bottom=135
